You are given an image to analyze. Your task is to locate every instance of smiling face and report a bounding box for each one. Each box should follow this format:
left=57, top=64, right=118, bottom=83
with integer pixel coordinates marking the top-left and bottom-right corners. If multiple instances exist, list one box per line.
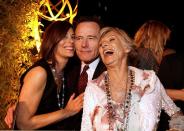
left=99, top=28, right=131, bottom=67
left=55, top=28, right=75, bottom=58
left=74, top=22, right=100, bottom=64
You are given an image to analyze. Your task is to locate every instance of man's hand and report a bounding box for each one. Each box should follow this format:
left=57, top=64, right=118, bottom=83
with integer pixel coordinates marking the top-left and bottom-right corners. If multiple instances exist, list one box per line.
left=4, top=104, right=16, bottom=128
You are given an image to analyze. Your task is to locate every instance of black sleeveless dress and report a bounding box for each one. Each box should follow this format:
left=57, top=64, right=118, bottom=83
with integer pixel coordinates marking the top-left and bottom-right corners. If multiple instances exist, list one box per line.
left=15, top=59, right=63, bottom=130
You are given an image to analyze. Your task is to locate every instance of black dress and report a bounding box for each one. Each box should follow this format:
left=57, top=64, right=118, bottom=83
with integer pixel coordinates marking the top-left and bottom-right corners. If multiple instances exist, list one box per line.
left=157, top=53, right=184, bottom=131
left=15, top=58, right=62, bottom=130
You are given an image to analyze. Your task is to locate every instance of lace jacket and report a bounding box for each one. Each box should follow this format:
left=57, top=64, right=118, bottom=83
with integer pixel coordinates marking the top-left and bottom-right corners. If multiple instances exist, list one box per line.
left=81, top=66, right=181, bottom=131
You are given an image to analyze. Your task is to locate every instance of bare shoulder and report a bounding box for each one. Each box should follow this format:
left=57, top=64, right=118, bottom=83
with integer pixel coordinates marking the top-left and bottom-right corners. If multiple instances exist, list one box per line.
left=23, top=66, right=47, bottom=82
left=19, top=66, right=48, bottom=96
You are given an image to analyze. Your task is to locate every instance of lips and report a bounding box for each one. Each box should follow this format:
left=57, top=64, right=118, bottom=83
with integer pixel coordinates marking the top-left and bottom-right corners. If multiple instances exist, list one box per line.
left=64, top=46, right=74, bottom=50
left=80, top=50, right=91, bottom=52
left=103, top=49, right=114, bottom=55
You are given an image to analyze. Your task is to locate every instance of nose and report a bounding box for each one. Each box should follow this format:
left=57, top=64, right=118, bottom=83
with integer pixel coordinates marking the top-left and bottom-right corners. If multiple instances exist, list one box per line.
left=101, top=41, right=108, bottom=48
left=81, top=38, right=88, bottom=47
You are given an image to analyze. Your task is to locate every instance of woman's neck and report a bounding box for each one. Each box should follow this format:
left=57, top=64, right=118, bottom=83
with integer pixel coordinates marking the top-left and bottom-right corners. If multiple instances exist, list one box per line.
left=106, top=61, right=129, bottom=103
left=107, top=62, right=128, bottom=89
left=55, top=56, right=68, bottom=73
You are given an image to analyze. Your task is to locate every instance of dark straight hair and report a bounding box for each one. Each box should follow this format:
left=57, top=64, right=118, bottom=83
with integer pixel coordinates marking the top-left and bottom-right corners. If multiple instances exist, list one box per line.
left=39, top=21, right=73, bottom=65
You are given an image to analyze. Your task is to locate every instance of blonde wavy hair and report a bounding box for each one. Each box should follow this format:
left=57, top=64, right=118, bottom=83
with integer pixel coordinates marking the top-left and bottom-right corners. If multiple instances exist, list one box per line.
left=100, top=27, right=135, bottom=52
left=134, top=20, right=171, bottom=63
left=99, top=27, right=137, bottom=65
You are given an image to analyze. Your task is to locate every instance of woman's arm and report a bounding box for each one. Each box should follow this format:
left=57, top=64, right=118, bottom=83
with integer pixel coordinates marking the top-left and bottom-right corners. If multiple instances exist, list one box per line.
left=157, top=76, right=184, bottom=130
left=158, top=79, right=180, bottom=116
left=166, top=89, right=184, bottom=101
left=16, top=66, right=83, bottom=129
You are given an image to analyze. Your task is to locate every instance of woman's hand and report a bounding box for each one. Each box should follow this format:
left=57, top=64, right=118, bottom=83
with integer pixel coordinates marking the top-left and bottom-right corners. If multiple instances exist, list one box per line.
left=167, top=129, right=179, bottom=131
left=64, top=93, right=84, bottom=117
left=169, top=112, right=184, bottom=131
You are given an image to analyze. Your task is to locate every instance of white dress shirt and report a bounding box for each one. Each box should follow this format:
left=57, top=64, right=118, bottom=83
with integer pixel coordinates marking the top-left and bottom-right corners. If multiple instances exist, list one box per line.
left=81, top=58, right=100, bottom=81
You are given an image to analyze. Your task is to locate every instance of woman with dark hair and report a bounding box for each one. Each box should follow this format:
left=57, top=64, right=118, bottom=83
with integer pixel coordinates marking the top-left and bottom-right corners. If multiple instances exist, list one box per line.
left=13, top=21, right=83, bottom=129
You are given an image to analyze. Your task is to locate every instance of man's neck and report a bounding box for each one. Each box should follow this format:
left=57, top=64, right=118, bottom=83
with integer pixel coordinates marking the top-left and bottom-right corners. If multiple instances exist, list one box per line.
left=82, top=56, right=99, bottom=65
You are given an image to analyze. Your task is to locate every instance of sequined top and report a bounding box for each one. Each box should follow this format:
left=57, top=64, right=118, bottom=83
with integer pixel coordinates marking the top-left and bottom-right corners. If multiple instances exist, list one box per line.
left=81, top=66, right=180, bottom=131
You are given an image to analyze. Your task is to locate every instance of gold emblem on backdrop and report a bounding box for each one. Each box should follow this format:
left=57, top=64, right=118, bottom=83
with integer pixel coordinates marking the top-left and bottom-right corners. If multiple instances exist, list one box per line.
left=35, top=0, right=78, bottom=51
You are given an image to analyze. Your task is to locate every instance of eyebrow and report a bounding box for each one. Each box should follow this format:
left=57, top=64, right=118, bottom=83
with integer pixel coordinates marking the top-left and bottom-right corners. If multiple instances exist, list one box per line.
left=108, top=34, right=116, bottom=37
left=75, top=35, right=98, bottom=38
left=87, top=35, right=98, bottom=38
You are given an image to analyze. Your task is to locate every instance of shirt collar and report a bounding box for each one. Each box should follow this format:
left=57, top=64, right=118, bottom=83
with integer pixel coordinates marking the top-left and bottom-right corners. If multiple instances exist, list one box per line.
left=81, top=58, right=100, bottom=80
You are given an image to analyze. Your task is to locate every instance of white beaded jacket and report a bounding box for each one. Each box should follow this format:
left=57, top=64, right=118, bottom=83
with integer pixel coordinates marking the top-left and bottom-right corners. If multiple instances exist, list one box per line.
left=81, top=66, right=181, bottom=131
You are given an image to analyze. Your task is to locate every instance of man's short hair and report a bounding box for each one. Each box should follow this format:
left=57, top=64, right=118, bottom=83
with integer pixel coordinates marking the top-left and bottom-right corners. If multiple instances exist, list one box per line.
left=74, top=16, right=104, bottom=30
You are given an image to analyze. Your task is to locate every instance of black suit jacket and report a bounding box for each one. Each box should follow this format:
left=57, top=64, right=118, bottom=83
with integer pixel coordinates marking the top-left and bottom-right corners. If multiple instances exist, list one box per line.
left=59, top=56, right=106, bottom=130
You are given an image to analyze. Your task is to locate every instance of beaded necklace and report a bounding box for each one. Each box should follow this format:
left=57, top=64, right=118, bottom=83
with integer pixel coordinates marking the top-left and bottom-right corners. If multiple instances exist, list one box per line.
left=105, top=69, right=135, bottom=131
left=51, top=66, right=65, bottom=109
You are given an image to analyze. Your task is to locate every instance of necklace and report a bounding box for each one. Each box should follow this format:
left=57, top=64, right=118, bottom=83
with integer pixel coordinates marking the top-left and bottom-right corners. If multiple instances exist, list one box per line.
left=105, top=69, right=135, bottom=131
left=51, top=66, right=65, bottom=109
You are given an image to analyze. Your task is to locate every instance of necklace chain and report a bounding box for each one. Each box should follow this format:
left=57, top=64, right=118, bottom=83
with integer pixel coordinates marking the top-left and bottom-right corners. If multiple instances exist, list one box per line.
left=105, top=70, right=135, bottom=131
left=51, top=66, right=65, bottom=109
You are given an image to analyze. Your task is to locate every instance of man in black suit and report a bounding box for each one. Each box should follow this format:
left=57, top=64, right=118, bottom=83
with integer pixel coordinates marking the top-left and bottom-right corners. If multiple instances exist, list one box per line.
left=62, top=16, right=106, bottom=130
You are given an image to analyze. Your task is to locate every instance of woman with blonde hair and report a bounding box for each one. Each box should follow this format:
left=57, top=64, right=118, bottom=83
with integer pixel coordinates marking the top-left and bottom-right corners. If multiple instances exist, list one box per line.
left=134, top=20, right=171, bottom=73
left=81, top=26, right=183, bottom=131
left=134, top=20, right=184, bottom=131
left=134, top=20, right=171, bottom=64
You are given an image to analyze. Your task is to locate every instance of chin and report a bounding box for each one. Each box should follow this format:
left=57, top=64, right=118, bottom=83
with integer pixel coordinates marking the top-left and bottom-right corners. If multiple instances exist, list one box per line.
left=104, top=60, right=115, bottom=67
left=102, top=57, right=113, bottom=63
left=65, top=53, right=74, bottom=58
left=79, top=55, right=91, bottom=61
left=82, top=59, right=92, bottom=63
